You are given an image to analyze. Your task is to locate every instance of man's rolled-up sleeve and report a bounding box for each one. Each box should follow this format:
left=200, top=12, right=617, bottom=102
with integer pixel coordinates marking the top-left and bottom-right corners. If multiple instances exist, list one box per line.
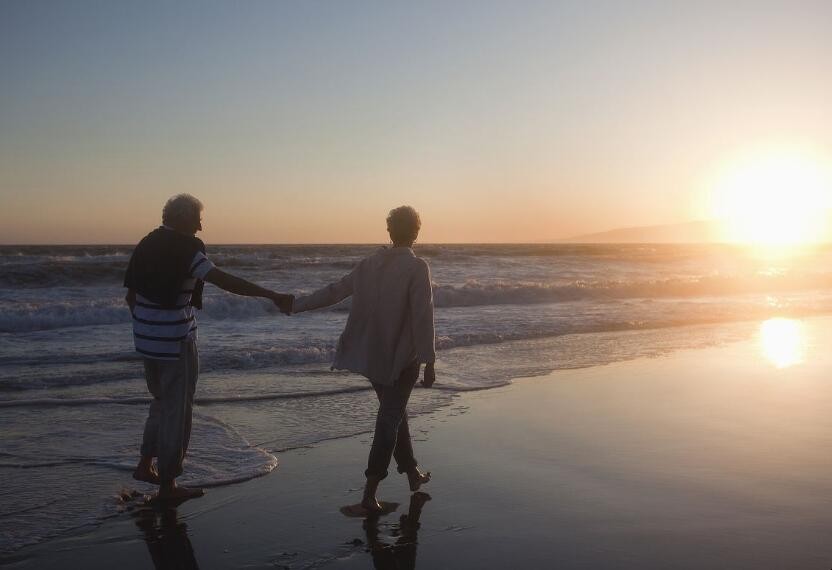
left=189, top=251, right=215, bottom=280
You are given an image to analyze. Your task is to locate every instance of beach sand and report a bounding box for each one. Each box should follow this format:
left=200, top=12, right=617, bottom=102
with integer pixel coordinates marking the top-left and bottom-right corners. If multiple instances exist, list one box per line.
left=5, top=317, right=832, bottom=569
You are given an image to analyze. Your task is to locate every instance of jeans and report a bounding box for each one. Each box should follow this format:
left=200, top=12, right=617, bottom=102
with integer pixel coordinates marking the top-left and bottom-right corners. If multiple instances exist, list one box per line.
left=140, top=340, right=199, bottom=482
left=365, top=361, right=420, bottom=480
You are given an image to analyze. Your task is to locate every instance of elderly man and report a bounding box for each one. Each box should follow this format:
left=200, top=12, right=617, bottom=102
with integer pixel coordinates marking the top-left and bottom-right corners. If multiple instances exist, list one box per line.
left=124, top=194, right=292, bottom=500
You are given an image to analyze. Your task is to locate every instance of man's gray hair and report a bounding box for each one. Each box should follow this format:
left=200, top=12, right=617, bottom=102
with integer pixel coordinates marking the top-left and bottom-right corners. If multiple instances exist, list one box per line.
left=386, top=206, right=422, bottom=244
left=162, top=194, right=203, bottom=227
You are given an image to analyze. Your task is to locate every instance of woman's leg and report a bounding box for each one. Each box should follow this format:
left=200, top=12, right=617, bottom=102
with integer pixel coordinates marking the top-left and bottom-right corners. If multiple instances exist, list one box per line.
left=389, top=365, right=430, bottom=489
left=363, top=363, right=420, bottom=508
left=370, top=390, right=417, bottom=475
left=365, top=380, right=415, bottom=480
left=392, top=409, right=417, bottom=474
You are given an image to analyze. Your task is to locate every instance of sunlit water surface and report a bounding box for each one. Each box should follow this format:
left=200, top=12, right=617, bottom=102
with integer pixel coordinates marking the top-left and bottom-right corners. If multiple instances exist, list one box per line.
left=2, top=243, right=832, bottom=554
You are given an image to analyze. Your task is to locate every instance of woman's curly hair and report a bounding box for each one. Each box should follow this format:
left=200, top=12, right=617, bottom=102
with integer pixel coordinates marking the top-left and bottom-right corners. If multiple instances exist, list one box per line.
left=386, top=206, right=421, bottom=244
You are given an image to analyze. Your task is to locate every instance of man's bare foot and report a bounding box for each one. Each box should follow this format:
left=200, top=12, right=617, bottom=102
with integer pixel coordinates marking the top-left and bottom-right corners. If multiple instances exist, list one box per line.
left=133, top=465, right=160, bottom=485
left=407, top=468, right=431, bottom=492
left=157, top=483, right=205, bottom=501
left=133, top=456, right=160, bottom=485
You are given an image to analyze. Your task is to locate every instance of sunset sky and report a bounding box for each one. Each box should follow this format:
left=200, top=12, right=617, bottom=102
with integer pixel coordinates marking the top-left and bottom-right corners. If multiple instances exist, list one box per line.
left=1, top=1, right=830, bottom=244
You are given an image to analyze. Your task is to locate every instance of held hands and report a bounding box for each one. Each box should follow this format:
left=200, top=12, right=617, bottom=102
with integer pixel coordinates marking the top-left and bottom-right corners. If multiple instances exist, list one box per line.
left=422, top=362, right=436, bottom=388
left=270, top=292, right=294, bottom=315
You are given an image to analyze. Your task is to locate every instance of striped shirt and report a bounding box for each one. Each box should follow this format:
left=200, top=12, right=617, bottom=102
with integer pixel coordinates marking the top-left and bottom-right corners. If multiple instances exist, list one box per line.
left=131, top=251, right=215, bottom=360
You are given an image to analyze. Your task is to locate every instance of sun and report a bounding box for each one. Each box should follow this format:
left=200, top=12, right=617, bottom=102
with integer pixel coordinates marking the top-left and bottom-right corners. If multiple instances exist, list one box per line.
left=709, top=148, right=832, bottom=245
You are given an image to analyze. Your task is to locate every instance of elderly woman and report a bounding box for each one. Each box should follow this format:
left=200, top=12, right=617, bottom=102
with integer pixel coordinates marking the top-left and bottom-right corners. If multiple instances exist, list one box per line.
left=292, top=206, right=436, bottom=512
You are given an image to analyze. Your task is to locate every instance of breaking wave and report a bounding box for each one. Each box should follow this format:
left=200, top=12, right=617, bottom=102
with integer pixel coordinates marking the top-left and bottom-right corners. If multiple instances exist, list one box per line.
left=4, top=272, right=832, bottom=332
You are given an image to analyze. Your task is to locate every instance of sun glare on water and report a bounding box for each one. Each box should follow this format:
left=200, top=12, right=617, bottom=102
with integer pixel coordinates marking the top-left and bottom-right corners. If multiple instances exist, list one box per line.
left=711, top=149, right=832, bottom=247
left=759, top=318, right=805, bottom=369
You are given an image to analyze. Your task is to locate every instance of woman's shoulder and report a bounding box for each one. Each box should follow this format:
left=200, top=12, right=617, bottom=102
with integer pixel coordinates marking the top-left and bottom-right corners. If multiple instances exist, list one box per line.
left=361, top=246, right=389, bottom=265
left=363, top=246, right=428, bottom=271
left=410, top=255, right=431, bottom=278
left=413, top=254, right=430, bottom=266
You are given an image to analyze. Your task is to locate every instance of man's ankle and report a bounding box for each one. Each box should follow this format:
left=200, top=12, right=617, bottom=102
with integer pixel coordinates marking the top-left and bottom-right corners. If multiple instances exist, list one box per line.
left=137, top=456, right=153, bottom=468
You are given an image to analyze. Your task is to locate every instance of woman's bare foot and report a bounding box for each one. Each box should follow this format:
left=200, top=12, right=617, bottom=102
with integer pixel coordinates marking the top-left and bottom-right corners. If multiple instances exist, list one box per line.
left=340, top=500, right=399, bottom=517
left=407, top=467, right=431, bottom=491
left=362, top=475, right=383, bottom=513
left=361, top=497, right=384, bottom=513
left=133, top=457, right=160, bottom=485
left=410, top=491, right=432, bottom=510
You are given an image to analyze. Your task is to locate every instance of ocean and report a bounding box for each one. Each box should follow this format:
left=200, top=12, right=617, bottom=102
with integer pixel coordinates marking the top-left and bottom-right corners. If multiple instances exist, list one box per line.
left=2, top=242, right=832, bottom=554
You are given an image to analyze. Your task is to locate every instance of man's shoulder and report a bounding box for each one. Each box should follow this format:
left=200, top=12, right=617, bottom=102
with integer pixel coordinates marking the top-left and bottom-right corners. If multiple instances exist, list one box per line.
left=140, top=228, right=204, bottom=251
left=134, top=227, right=162, bottom=247
left=173, top=231, right=205, bottom=253
left=192, top=236, right=206, bottom=251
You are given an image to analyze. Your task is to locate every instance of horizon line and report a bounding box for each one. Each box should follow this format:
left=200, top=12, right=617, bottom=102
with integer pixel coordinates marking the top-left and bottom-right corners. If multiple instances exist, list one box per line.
left=3, top=240, right=831, bottom=247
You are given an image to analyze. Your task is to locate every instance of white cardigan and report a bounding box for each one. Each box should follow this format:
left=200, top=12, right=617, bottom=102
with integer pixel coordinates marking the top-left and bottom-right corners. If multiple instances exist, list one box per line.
left=293, top=247, right=436, bottom=385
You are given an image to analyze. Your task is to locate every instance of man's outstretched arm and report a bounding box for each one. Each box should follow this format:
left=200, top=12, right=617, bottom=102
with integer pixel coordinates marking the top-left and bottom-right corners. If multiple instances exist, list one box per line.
left=203, top=268, right=293, bottom=313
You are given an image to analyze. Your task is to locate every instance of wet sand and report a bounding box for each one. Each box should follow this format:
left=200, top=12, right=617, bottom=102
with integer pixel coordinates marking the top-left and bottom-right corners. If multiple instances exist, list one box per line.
left=5, top=317, right=832, bottom=569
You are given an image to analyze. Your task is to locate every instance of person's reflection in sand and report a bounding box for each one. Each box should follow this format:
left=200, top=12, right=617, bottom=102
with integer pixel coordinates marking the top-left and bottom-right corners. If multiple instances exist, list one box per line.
left=133, top=502, right=199, bottom=570
left=363, top=492, right=431, bottom=570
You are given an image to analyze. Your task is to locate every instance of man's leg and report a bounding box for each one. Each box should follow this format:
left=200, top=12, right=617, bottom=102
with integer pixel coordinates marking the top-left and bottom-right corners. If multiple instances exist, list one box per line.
left=156, top=345, right=203, bottom=499
left=134, top=359, right=162, bottom=484
left=176, top=340, right=199, bottom=477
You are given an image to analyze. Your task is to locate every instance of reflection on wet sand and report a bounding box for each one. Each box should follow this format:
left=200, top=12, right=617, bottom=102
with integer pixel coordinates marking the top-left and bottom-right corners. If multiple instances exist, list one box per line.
left=363, top=492, right=431, bottom=570
left=759, top=318, right=805, bottom=368
left=133, top=504, right=199, bottom=570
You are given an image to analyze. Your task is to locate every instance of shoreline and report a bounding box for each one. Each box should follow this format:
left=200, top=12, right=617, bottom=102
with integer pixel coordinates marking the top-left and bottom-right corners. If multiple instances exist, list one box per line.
left=5, top=316, right=832, bottom=568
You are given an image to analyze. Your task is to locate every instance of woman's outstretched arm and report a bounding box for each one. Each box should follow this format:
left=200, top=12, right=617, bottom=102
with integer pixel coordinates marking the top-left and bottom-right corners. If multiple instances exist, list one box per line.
left=292, top=270, right=355, bottom=313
